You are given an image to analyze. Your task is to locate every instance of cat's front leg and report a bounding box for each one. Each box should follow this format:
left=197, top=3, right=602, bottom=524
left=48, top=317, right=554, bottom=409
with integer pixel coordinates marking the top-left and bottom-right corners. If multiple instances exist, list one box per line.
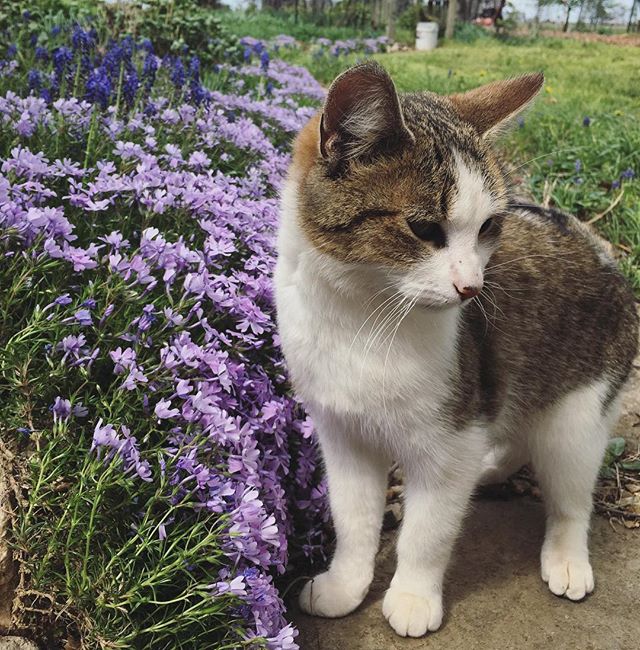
left=383, top=427, right=486, bottom=637
left=299, top=411, right=389, bottom=618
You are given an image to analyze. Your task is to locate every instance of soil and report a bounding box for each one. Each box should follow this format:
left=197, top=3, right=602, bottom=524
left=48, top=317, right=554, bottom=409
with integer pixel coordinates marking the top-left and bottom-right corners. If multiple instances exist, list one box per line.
left=512, top=29, right=640, bottom=47
left=538, top=30, right=640, bottom=47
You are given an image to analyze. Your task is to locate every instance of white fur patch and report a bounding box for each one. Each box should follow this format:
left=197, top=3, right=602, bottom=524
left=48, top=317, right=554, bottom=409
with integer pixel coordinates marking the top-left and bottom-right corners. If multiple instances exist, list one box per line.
left=449, top=152, right=496, bottom=227
left=397, top=153, right=497, bottom=306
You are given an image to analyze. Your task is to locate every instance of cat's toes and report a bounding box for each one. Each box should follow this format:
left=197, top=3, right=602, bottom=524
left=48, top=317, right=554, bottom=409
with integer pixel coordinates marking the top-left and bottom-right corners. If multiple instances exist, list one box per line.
left=541, top=554, right=594, bottom=601
left=298, top=570, right=367, bottom=618
left=382, top=587, right=443, bottom=637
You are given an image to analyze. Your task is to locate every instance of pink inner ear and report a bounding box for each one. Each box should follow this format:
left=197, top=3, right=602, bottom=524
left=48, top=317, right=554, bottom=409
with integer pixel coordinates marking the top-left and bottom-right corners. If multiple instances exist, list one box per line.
left=449, top=73, right=544, bottom=136
left=320, top=61, right=412, bottom=160
left=322, top=64, right=395, bottom=135
left=319, top=113, right=338, bottom=159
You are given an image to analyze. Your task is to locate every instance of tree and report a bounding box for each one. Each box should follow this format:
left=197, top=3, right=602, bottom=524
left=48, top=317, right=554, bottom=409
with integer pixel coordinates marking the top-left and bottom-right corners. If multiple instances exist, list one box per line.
left=629, top=0, right=639, bottom=31
left=539, top=0, right=583, bottom=31
left=445, top=0, right=457, bottom=37
left=560, top=0, right=582, bottom=31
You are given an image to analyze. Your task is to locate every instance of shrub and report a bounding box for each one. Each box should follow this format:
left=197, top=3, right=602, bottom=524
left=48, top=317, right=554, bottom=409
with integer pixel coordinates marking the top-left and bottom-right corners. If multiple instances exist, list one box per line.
left=0, top=20, right=327, bottom=650
left=2, top=1, right=241, bottom=65
left=454, top=22, right=491, bottom=43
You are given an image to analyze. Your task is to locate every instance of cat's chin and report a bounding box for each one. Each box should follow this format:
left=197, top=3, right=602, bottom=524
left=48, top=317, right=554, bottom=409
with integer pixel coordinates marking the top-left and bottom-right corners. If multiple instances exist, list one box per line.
left=414, top=296, right=460, bottom=311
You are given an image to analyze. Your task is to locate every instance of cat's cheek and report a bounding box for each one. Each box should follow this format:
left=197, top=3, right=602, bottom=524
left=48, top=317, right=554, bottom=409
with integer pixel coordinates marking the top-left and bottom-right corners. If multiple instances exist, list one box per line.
left=397, top=253, right=463, bottom=306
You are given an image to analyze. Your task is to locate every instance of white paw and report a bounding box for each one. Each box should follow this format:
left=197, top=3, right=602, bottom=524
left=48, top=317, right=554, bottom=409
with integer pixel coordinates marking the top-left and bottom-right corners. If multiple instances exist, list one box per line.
left=382, top=587, right=443, bottom=637
left=541, top=552, right=594, bottom=601
left=298, top=570, right=367, bottom=618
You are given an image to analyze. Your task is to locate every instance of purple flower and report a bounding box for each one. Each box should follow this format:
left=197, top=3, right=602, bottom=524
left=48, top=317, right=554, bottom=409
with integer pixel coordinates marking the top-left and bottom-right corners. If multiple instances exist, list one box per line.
left=85, top=67, right=112, bottom=109
left=52, top=396, right=72, bottom=421
left=92, top=419, right=119, bottom=450
left=188, top=151, right=210, bottom=170
left=0, top=35, right=330, bottom=646
left=583, top=116, right=591, bottom=127
left=123, top=70, right=139, bottom=105
left=154, top=399, right=180, bottom=420
left=28, top=69, right=42, bottom=93
left=52, top=46, right=73, bottom=78
left=260, top=50, right=270, bottom=73
left=110, top=347, right=137, bottom=373
left=74, top=309, right=93, bottom=326
left=621, top=168, right=635, bottom=181
left=73, top=402, right=89, bottom=417
left=214, top=574, right=246, bottom=596
left=122, top=366, right=148, bottom=391
left=171, top=58, right=185, bottom=89
left=55, top=293, right=72, bottom=306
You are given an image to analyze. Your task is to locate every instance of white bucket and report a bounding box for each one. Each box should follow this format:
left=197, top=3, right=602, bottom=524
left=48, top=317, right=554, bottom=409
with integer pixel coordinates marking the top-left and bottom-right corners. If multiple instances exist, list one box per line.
left=415, top=22, right=438, bottom=51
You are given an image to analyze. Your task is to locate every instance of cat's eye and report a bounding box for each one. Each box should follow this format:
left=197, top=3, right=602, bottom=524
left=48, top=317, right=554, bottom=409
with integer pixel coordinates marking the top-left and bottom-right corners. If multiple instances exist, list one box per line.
left=479, top=218, right=494, bottom=235
left=407, top=220, right=446, bottom=248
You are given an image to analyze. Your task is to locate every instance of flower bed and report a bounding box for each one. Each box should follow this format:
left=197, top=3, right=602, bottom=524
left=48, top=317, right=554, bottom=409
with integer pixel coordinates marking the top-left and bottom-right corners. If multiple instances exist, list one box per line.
left=0, top=23, right=327, bottom=650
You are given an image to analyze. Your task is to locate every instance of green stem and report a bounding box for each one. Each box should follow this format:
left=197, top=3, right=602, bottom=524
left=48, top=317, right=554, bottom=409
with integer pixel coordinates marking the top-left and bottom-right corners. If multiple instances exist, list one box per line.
left=115, top=61, right=125, bottom=119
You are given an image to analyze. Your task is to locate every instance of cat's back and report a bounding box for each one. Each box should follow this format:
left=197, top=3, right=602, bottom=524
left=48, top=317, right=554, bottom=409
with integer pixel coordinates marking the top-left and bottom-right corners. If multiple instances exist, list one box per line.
left=458, top=205, right=638, bottom=420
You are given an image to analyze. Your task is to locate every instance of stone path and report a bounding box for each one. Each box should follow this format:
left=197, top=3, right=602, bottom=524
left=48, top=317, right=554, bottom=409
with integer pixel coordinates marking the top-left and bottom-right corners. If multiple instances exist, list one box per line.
left=293, top=342, right=640, bottom=650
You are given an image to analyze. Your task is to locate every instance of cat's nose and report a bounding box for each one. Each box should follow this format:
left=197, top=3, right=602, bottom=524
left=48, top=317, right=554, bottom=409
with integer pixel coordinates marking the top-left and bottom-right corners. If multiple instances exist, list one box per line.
left=454, top=283, right=482, bottom=301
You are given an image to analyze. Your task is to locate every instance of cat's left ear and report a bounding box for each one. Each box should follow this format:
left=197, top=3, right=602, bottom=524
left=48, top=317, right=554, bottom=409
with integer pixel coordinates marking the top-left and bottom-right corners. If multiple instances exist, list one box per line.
left=449, top=72, right=544, bottom=139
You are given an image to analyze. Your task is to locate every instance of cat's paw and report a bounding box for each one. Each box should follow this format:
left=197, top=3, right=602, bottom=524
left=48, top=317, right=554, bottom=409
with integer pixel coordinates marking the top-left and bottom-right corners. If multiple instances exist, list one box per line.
left=541, top=552, right=594, bottom=601
left=382, top=587, right=443, bottom=637
left=298, top=570, right=367, bottom=618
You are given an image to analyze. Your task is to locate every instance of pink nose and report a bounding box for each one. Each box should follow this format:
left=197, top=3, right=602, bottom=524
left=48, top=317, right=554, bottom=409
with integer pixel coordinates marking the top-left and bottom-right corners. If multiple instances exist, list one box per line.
left=455, top=284, right=482, bottom=301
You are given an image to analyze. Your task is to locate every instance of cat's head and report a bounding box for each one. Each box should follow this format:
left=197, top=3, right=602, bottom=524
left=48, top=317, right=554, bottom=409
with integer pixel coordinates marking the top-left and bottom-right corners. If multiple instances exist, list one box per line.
left=289, top=61, right=543, bottom=307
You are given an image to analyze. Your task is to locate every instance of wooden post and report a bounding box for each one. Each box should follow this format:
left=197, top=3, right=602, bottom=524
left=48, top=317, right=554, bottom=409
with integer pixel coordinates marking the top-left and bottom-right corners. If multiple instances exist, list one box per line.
left=445, top=0, right=457, bottom=39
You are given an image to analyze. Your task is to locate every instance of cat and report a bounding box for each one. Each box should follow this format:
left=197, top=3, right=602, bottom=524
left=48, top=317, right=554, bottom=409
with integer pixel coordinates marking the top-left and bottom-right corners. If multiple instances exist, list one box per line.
left=273, top=61, right=638, bottom=638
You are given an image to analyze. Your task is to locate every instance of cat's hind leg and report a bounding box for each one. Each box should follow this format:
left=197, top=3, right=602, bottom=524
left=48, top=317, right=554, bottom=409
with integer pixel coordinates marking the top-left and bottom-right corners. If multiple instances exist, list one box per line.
left=478, top=439, right=528, bottom=485
left=528, top=380, right=617, bottom=601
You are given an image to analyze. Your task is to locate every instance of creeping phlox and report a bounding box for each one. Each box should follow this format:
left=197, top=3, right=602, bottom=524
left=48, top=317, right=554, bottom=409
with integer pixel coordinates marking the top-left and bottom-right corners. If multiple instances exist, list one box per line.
left=0, top=25, right=327, bottom=649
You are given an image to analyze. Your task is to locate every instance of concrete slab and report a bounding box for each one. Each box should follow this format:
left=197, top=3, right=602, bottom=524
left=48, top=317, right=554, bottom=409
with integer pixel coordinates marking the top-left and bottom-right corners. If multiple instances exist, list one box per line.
left=293, top=499, right=639, bottom=650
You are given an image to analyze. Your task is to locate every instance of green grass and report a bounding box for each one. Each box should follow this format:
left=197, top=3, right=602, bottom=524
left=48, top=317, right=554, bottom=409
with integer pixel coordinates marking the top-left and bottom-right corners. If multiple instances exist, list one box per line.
left=278, top=37, right=640, bottom=292
left=217, top=9, right=381, bottom=43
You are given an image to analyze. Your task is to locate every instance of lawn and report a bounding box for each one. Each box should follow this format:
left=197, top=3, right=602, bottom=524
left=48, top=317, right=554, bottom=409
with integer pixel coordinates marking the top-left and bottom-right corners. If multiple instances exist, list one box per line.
left=278, top=36, right=640, bottom=292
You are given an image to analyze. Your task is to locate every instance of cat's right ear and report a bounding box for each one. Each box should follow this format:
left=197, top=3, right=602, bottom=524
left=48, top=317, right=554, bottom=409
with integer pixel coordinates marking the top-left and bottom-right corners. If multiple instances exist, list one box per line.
left=320, top=62, right=414, bottom=165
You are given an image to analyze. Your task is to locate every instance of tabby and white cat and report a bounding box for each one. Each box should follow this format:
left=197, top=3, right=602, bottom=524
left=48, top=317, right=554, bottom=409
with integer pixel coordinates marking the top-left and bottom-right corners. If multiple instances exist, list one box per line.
left=274, top=62, right=638, bottom=637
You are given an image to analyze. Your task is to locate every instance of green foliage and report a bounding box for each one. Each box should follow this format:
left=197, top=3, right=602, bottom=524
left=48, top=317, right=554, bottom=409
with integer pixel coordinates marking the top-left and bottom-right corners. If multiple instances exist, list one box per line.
left=454, top=22, right=491, bottom=43
left=603, top=437, right=627, bottom=465
left=2, top=1, right=240, bottom=64
left=397, top=4, right=429, bottom=32
left=0, top=0, right=89, bottom=26
left=216, top=9, right=381, bottom=42
left=103, top=1, right=240, bottom=62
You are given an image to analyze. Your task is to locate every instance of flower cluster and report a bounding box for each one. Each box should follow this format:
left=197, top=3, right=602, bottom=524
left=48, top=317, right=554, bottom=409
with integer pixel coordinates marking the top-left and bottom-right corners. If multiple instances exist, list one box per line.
left=313, top=35, right=388, bottom=58
left=1, top=24, right=328, bottom=649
